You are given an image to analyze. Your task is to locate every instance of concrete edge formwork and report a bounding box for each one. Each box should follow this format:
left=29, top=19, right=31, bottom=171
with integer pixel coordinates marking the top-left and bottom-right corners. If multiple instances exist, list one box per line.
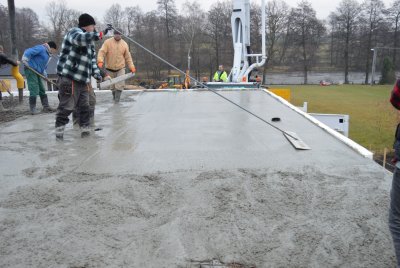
left=261, top=88, right=373, bottom=159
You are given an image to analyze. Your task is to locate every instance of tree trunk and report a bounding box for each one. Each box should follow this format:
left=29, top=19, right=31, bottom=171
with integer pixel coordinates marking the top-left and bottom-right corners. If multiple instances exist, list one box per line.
left=344, top=23, right=350, bottom=84
left=302, top=30, right=308, bottom=84
left=393, top=16, right=399, bottom=70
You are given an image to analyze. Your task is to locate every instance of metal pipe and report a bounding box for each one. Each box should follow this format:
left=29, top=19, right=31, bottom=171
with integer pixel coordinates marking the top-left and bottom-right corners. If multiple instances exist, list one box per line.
left=261, top=0, right=266, bottom=59
left=7, top=0, right=24, bottom=102
left=7, top=0, right=17, bottom=59
left=243, top=0, right=266, bottom=80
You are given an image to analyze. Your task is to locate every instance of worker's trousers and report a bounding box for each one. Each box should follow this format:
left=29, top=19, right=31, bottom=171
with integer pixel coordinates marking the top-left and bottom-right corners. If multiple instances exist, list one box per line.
left=107, top=68, right=125, bottom=91
left=73, top=85, right=96, bottom=126
left=390, top=139, right=400, bottom=267
left=55, top=76, right=90, bottom=128
left=25, top=68, right=46, bottom=97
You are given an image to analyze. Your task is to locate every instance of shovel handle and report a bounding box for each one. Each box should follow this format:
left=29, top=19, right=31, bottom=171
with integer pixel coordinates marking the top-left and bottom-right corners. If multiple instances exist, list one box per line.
left=23, top=64, right=57, bottom=87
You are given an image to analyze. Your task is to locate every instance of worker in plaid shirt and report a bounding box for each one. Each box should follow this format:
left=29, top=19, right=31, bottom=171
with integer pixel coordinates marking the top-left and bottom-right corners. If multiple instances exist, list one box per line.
left=55, top=13, right=111, bottom=139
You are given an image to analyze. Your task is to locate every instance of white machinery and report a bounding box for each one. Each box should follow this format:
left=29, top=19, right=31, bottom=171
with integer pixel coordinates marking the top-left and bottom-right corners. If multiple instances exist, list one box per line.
left=207, top=0, right=267, bottom=88
left=231, top=0, right=266, bottom=82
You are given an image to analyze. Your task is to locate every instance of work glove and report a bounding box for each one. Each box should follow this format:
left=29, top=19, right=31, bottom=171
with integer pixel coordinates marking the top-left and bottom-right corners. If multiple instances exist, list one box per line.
left=98, top=62, right=104, bottom=69
left=130, top=66, right=136, bottom=73
left=103, top=24, right=113, bottom=35
left=94, top=73, right=102, bottom=82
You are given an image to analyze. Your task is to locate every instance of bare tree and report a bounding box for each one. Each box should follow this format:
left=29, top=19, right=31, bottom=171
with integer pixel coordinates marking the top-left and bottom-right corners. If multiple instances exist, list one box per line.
left=360, top=0, right=386, bottom=84
left=104, top=4, right=125, bottom=30
left=206, top=0, right=232, bottom=73
left=330, top=0, right=360, bottom=83
left=289, top=0, right=325, bottom=84
left=46, top=0, right=79, bottom=46
left=125, top=6, right=142, bottom=38
left=266, top=0, right=289, bottom=65
left=389, top=0, right=400, bottom=68
left=0, top=4, right=11, bottom=52
left=157, top=0, right=177, bottom=73
left=180, top=1, right=205, bottom=75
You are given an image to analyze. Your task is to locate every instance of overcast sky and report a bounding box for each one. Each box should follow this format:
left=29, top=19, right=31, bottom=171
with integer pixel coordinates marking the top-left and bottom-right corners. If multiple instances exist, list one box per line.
left=0, top=0, right=396, bottom=23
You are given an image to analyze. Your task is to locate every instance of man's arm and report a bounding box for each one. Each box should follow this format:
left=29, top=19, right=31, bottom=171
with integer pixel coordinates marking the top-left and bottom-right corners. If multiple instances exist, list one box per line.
left=97, top=41, right=108, bottom=68
left=0, top=54, right=18, bottom=66
left=68, top=29, right=101, bottom=47
left=390, top=79, right=400, bottom=110
left=92, top=50, right=101, bottom=80
left=22, top=45, right=42, bottom=64
left=124, top=43, right=135, bottom=71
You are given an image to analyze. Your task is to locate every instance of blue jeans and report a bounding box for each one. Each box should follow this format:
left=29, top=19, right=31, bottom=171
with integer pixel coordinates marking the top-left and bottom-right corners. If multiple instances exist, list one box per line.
left=390, top=139, right=400, bottom=267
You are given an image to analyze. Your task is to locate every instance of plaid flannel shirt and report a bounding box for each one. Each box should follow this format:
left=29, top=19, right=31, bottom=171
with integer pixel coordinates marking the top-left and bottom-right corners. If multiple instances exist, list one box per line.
left=391, top=79, right=400, bottom=110
left=57, top=27, right=101, bottom=84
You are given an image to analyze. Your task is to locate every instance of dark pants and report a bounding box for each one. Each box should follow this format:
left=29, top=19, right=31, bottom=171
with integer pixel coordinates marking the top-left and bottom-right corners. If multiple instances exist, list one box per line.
left=390, top=138, right=400, bottom=267
left=72, top=85, right=96, bottom=125
left=55, top=76, right=90, bottom=128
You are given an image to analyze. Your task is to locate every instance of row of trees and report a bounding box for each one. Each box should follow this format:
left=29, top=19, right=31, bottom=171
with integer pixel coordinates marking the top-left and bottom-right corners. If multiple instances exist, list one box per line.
left=0, top=0, right=399, bottom=84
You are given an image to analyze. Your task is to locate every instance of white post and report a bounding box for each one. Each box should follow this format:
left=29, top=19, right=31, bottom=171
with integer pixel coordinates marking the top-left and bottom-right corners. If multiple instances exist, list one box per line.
left=371, top=48, right=377, bottom=85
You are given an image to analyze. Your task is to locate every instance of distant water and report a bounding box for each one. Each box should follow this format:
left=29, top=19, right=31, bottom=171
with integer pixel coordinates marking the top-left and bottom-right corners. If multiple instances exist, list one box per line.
left=264, top=71, right=380, bottom=85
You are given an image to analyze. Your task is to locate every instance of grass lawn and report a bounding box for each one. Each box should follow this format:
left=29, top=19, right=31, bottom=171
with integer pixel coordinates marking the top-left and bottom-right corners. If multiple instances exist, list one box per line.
left=270, top=84, right=398, bottom=154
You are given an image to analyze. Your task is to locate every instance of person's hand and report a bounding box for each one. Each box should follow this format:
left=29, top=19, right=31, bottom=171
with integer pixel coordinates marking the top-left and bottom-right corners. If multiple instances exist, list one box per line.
left=130, top=66, right=136, bottom=73
left=94, top=73, right=102, bottom=82
left=16, top=60, right=20, bottom=65
left=104, top=75, right=111, bottom=81
left=103, top=24, right=113, bottom=35
left=43, top=71, right=48, bottom=78
left=98, top=62, right=103, bottom=68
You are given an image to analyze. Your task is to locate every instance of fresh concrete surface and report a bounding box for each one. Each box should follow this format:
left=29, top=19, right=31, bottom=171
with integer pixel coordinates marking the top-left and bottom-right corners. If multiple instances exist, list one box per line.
left=0, top=90, right=396, bottom=267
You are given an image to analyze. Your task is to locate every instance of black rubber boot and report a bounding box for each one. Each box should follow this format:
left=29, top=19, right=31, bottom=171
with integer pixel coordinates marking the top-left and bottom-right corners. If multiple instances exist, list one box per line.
left=114, top=90, right=122, bottom=103
left=29, top=96, right=39, bottom=115
left=81, top=126, right=90, bottom=138
left=40, top=94, right=55, bottom=112
left=55, top=125, right=65, bottom=140
left=112, top=91, right=115, bottom=100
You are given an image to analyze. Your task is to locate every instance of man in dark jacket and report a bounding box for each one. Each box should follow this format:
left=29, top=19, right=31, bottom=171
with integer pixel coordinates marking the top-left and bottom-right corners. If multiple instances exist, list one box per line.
left=55, top=13, right=110, bottom=139
left=390, top=79, right=400, bottom=267
left=22, top=41, right=57, bottom=114
left=0, top=45, right=19, bottom=111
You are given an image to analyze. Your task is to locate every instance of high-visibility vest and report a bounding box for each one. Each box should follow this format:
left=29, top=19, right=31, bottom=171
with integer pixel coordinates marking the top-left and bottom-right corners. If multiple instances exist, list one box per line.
left=213, top=70, right=228, bottom=82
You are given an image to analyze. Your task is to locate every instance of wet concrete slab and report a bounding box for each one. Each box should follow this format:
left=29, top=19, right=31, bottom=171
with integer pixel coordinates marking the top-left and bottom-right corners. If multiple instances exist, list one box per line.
left=67, top=90, right=379, bottom=175
left=0, top=90, right=395, bottom=267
